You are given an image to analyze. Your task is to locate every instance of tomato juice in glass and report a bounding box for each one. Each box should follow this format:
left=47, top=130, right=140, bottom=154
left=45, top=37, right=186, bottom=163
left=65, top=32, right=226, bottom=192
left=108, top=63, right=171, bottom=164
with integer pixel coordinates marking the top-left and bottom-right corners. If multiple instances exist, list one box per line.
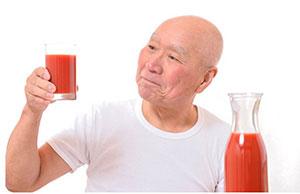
left=45, top=43, right=77, bottom=100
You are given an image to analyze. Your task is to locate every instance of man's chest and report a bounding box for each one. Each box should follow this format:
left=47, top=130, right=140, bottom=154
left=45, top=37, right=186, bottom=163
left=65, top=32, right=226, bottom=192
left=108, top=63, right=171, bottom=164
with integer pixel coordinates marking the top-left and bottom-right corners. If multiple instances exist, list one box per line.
left=86, top=133, right=219, bottom=191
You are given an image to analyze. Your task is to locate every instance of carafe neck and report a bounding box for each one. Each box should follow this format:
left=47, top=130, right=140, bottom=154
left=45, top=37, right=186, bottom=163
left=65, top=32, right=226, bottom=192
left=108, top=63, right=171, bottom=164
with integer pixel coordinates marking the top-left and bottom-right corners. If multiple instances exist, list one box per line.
left=229, top=93, right=262, bottom=133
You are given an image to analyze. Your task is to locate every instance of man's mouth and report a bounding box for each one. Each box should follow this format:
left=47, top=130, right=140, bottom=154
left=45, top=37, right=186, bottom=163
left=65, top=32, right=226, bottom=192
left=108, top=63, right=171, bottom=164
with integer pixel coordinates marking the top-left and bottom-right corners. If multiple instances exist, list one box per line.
left=141, top=77, right=160, bottom=86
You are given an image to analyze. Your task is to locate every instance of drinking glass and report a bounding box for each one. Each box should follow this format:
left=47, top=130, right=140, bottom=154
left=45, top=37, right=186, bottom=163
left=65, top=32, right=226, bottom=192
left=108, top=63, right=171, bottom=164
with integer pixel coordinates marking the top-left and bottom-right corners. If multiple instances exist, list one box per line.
left=45, top=43, right=77, bottom=100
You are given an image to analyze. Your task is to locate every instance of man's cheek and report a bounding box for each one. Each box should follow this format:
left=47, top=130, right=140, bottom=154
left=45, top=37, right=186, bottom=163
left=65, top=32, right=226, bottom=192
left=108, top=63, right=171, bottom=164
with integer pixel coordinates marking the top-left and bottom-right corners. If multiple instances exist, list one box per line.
left=169, top=70, right=184, bottom=84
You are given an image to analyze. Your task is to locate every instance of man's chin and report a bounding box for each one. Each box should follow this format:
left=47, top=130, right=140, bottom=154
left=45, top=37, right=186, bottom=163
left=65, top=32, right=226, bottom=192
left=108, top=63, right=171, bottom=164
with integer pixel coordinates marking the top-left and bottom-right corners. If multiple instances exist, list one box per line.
left=138, top=88, right=151, bottom=100
left=138, top=87, right=157, bottom=101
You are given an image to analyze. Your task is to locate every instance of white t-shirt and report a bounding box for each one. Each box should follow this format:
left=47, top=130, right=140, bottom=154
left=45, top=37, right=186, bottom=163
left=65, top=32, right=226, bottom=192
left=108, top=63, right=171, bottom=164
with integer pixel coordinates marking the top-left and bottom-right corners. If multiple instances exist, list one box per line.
left=47, top=99, right=231, bottom=192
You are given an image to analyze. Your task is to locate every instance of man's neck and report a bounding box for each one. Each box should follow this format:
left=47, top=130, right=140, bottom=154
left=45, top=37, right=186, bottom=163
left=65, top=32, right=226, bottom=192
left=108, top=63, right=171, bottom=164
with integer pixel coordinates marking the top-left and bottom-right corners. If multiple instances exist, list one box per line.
left=142, top=100, right=198, bottom=133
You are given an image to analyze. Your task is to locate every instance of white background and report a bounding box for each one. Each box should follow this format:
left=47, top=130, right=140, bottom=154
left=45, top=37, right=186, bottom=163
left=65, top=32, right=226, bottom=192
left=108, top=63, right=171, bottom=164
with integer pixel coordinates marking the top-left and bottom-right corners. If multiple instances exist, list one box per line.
left=1, top=0, right=300, bottom=192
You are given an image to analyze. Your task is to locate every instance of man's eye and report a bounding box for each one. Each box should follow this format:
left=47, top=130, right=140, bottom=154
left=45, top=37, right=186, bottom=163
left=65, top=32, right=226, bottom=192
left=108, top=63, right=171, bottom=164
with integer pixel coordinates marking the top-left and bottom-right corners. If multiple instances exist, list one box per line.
left=148, top=45, right=155, bottom=50
left=168, top=55, right=179, bottom=62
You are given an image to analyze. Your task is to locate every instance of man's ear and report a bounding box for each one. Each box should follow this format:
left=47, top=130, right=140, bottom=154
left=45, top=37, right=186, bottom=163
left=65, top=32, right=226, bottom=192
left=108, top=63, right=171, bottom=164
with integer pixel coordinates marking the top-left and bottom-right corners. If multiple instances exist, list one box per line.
left=195, top=66, right=218, bottom=93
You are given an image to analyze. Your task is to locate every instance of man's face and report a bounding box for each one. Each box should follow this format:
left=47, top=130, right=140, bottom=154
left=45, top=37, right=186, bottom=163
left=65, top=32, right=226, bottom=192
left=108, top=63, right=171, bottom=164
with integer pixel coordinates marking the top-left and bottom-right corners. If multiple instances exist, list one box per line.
left=136, top=22, right=206, bottom=106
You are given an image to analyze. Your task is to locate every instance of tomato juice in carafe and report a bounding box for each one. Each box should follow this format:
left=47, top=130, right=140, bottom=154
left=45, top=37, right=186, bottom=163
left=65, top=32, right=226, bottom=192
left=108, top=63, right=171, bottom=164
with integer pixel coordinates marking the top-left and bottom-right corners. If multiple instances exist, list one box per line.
left=225, top=93, right=268, bottom=192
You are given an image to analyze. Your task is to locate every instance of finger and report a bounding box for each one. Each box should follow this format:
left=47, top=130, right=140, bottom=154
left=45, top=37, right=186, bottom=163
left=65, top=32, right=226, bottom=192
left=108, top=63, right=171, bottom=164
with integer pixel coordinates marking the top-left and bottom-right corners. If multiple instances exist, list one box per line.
left=27, top=73, right=56, bottom=93
left=26, top=90, right=51, bottom=107
left=35, top=76, right=56, bottom=93
left=33, top=67, right=51, bottom=80
left=26, top=83, right=54, bottom=101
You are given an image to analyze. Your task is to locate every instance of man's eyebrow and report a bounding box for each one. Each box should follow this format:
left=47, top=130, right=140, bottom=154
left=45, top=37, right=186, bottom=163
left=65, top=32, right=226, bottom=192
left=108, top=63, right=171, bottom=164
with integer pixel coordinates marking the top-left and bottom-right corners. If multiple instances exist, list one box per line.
left=168, top=44, right=188, bottom=56
left=150, top=33, right=188, bottom=57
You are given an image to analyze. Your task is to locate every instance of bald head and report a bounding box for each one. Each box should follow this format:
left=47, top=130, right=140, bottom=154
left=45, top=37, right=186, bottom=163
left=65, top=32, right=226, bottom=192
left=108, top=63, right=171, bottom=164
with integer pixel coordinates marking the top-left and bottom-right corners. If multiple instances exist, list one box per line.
left=155, top=15, right=223, bottom=67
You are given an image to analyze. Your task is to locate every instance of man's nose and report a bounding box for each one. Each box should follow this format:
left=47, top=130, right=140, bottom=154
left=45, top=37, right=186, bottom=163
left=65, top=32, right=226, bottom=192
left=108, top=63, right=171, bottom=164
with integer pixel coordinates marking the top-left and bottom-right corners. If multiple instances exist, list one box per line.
left=146, top=55, right=163, bottom=74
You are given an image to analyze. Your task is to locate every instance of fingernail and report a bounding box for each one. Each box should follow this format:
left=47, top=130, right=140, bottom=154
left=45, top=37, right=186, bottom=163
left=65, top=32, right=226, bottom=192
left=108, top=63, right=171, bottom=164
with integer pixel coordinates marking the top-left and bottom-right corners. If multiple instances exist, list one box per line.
left=48, top=84, right=53, bottom=92
left=43, top=72, right=50, bottom=79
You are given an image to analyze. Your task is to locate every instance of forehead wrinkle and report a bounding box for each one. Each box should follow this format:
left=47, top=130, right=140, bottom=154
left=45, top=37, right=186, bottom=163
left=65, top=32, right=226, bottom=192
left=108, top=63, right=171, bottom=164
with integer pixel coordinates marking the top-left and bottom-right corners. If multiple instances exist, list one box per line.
left=167, top=44, right=188, bottom=57
left=150, top=33, right=189, bottom=58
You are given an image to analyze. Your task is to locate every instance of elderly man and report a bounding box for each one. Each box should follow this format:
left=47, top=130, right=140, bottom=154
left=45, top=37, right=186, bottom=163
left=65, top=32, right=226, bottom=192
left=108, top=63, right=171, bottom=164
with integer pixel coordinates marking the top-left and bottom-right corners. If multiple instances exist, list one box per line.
left=6, top=15, right=230, bottom=192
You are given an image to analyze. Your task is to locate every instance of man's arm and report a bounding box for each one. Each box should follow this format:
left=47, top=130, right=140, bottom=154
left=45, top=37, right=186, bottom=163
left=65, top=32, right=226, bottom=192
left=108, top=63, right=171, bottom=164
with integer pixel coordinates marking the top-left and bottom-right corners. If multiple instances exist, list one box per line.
left=5, top=67, right=71, bottom=191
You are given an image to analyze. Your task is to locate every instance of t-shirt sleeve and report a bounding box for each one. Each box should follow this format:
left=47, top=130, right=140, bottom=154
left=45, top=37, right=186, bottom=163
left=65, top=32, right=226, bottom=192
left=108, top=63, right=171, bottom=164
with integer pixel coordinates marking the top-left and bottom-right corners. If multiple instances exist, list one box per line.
left=47, top=105, right=96, bottom=172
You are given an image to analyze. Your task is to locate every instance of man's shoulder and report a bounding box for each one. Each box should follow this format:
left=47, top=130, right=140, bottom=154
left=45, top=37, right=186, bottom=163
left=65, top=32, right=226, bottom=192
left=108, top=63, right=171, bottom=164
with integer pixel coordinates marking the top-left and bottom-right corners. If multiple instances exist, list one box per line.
left=197, top=106, right=232, bottom=155
left=198, top=106, right=231, bottom=135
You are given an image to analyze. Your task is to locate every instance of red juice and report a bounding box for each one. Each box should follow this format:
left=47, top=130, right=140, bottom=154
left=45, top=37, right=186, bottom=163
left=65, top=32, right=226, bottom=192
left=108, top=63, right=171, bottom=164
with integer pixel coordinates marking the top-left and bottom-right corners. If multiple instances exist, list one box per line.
left=225, top=132, right=268, bottom=192
left=46, top=54, right=76, bottom=95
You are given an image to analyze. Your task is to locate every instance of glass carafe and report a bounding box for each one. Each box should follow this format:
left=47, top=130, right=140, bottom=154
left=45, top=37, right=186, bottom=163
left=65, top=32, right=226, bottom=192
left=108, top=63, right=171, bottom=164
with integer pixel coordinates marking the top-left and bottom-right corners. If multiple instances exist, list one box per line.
left=225, top=93, right=268, bottom=192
